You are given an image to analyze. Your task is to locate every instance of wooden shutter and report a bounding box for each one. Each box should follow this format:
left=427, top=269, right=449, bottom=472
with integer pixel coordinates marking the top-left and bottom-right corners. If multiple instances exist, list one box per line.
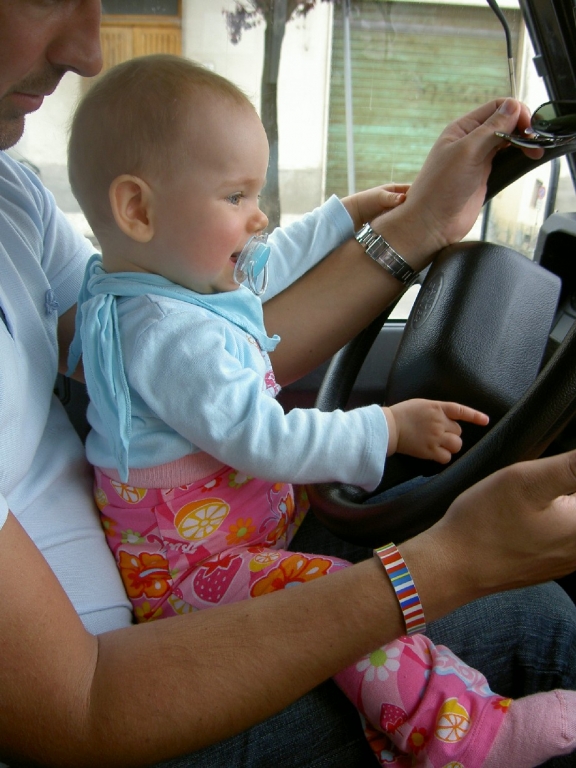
left=98, top=0, right=182, bottom=77
left=326, top=1, right=521, bottom=196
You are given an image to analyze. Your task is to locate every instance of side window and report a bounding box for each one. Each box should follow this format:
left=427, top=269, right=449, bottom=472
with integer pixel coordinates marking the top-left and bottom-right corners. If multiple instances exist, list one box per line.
left=325, top=1, right=520, bottom=320
left=326, top=1, right=520, bottom=197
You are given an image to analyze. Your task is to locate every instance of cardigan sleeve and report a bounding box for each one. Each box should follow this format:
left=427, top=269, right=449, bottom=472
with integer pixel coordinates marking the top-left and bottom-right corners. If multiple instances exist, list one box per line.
left=123, top=308, right=388, bottom=491
left=263, top=195, right=355, bottom=301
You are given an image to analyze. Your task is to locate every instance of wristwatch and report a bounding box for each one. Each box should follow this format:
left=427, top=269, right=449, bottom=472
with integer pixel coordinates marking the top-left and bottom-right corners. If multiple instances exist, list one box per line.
left=354, top=223, right=417, bottom=286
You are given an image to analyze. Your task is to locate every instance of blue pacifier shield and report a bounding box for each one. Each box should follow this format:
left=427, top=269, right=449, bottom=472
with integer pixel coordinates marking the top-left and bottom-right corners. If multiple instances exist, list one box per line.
left=234, top=234, right=270, bottom=295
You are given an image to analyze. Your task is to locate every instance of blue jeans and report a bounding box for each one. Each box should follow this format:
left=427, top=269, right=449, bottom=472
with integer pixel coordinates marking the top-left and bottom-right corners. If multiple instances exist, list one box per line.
left=156, top=513, right=576, bottom=768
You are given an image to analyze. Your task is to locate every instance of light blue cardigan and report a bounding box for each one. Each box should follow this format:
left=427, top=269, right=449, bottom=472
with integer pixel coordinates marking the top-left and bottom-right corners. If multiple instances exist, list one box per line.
left=69, top=196, right=388, bottom=490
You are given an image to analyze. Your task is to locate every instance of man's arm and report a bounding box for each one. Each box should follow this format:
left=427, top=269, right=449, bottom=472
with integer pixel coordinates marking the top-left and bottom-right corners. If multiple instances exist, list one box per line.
left=265, top=99, right=540, bottom=386
left=3, top=449, right=576, bottom=767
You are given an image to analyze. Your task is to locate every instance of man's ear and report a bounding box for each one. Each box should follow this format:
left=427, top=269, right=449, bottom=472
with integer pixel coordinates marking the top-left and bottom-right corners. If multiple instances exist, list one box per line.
left=109, top=174, right=155, bottom=242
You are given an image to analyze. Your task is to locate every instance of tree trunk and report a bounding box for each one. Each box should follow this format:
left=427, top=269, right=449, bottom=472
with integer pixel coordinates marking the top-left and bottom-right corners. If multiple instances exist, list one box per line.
left=260, top=0, right=287, bottom=231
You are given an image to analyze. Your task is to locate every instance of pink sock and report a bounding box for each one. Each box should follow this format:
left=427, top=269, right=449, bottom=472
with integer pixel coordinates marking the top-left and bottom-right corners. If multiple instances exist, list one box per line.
left=483, top=690, right=576, bottom=768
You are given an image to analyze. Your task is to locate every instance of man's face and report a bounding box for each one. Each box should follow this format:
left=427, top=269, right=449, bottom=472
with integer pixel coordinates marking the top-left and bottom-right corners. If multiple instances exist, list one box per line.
left=0, top=0, right=103, bottom=150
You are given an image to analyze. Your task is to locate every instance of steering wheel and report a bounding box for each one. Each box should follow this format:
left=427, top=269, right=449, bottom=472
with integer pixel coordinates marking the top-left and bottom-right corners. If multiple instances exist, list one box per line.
left=307, top=142, right=576, bottom=546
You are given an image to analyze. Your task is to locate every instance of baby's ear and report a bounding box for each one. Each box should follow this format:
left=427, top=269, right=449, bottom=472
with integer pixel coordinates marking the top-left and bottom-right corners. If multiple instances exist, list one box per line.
left=109, top=174, right=154, bottom=243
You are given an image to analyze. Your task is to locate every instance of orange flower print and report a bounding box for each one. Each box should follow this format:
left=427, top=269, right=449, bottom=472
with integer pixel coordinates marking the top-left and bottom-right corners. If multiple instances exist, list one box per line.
left=265, top=492, right=294, bottom=546
left=278, top=492, right=294, bottom=519
left=118, top=550, right=171, bottom=600
left=226, top=517, right=256, bottom=545
left=250, top=553, right=332, bottom=597
left=407, top=726, right=428, bottom=754
left=265, top=520, right=288, bottom=547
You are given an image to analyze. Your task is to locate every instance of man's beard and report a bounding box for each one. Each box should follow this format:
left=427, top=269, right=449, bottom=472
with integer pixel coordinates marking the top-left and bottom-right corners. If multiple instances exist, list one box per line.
left=0, top=113, right=26, bottom=150
left=0, top=68, right=64, bottom=150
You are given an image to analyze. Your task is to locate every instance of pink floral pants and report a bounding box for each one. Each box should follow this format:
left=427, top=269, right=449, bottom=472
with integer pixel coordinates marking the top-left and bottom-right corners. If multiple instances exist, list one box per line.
left=95, top=465, right=507, bottom=767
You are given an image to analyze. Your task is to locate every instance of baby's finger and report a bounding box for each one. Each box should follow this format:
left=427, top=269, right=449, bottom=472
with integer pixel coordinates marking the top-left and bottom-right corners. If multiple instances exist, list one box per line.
left=431, top=445, right=455, bottom=464
left=444, top=419, right=462, bottom=437
left=441, top=402, right=489, bottom=426
left=382, top=183, right=411, bottom=195
left=379, top=190, right=406, bottom=208
left=440, top=432, right=463, bottom=455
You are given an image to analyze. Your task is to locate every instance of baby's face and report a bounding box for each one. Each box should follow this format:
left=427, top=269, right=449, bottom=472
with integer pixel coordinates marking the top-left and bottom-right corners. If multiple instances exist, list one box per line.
left=150, top=99, right=269, bottom=294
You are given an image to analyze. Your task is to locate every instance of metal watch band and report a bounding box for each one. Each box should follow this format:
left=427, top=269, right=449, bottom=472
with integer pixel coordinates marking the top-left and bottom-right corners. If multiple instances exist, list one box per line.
left=354, top=223, right=417, bottom=286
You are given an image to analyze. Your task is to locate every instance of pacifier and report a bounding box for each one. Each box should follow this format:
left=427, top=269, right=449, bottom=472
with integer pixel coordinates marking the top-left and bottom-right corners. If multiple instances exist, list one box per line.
left=233, top=233, right=270, bottom=296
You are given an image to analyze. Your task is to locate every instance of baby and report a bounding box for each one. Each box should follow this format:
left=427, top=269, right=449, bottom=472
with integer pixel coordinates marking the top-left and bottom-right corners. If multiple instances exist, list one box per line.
left=67, top=54, right=575, bottom=767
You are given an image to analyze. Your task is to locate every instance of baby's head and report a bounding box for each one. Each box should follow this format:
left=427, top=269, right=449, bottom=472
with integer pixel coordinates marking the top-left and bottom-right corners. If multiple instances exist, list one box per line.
left=68, top=54, right=269, bottom=293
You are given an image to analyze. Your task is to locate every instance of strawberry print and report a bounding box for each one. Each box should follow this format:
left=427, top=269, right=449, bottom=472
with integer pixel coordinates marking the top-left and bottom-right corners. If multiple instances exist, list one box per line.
left=380, top=703, right=408, bottom=733
left=193, top=553, right=243, bottom=603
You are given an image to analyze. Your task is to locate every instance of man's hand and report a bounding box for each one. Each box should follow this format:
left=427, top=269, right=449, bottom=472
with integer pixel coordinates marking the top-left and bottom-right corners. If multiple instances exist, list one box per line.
left=421, top=450, right=576, bottom=598
left=369, top=98, right=544, bottom=267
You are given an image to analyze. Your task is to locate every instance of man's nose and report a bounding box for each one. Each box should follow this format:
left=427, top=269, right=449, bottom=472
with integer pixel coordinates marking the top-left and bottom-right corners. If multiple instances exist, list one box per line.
left=47, top=0, right=103, bottom=79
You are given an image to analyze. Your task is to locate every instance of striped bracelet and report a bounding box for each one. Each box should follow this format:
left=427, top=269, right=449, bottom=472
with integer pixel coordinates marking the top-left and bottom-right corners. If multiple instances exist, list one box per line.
left=374, top=543, right=426, bottom=635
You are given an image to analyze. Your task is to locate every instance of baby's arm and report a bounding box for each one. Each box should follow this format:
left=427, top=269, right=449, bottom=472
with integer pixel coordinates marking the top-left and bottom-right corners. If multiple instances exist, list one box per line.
left=341, top=183, right=410, bottom=231
left=382, top=399, right=489, bottom=462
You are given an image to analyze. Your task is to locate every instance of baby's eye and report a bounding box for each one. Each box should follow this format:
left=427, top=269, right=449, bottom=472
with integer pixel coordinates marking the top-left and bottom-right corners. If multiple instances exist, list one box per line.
left=227, top=193, right=243, bottom=205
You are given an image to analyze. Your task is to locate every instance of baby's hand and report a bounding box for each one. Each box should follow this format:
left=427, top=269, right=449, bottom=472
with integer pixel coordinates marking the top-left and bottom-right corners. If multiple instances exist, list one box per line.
left=342, top=183, right=410, bottom=231
left=383, top=399, right=489, bottom=462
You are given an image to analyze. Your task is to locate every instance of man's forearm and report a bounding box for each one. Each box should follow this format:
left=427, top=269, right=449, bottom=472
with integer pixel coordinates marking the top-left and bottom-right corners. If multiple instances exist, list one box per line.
left=0, top=512, right=465, bottom=768
left=87, top=540, right=479, bottom=766
left=88, top=559, right=410, bottom=765
left=8, top=446, right=576, bottom=767
left=264, top=231, right=409, bottom=387
left=263, top=195, right=444, bottom=388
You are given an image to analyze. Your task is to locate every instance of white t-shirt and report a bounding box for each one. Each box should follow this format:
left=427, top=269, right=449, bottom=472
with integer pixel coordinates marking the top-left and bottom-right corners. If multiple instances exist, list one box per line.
left=0, top=495, right=7, bottom=531
left=0, top=151, right=132, bottom=633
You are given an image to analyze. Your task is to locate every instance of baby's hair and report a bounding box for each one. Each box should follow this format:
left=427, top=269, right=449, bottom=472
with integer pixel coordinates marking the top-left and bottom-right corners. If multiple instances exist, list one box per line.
left=68, top=54, right=255, bottom=237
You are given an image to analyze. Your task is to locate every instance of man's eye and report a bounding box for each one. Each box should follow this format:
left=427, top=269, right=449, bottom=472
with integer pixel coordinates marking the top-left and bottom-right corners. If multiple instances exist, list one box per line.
left=227, top=193, right=243, bottom=205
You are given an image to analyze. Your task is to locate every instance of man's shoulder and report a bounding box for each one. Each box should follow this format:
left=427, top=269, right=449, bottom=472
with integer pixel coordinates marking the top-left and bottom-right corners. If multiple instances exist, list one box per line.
left=0, top=150, right=42, bottom=188
left=0, top=150, right=48, bottom=218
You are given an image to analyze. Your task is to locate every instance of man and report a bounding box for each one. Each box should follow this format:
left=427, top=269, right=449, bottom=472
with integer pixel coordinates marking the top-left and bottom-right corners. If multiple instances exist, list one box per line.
left=1, top=2, right=576, bottom=766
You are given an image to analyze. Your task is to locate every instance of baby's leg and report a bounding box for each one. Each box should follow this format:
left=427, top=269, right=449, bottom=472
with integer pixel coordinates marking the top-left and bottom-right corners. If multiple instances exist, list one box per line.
left=334, top=633, right=576, bottom=767
left=95, top=470, right=576, bottom=765
left=177, top=546, right=349, bottom=608
left=94, top=467, right=311, bottom=619
left=185, top=548, right=576, bottom=767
